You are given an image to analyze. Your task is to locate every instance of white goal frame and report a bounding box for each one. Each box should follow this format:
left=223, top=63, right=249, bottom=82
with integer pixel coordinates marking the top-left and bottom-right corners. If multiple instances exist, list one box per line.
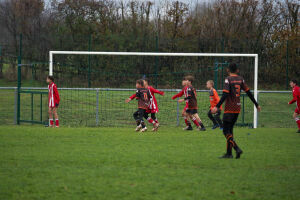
left=49, top=51, right=259, bottom=128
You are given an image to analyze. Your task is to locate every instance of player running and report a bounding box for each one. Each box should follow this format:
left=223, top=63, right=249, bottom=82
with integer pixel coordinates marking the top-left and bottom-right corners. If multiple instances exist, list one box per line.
left=206, top=80, right=223, bottom=130
left=126, top=79, right=164, bottom=131
left=47, top=76, right=60, bottom=128
left=212, top=63, right=261, bottom=159
left=172, top=79, right=192, bottom=130
left=126, top=79, right=151, bottom=132
left=288, top=80, right=300, bottom=133
left=177, top=75, right=206, bottom=131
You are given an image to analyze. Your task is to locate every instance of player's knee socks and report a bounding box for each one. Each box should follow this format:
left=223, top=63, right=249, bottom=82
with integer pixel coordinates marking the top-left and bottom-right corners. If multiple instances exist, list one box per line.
left=147, top=117, right=155, bottom=124
left=192, top=117, right=200, bottom=127
left=49, top=119, right=54, bottom=126
left=225, top=134, right=233, bottom=155
left=183, top=116, right=191, bottom=126
left=155, top=119, right=159, bottom=123
left=55, top=119, right=59, bottom=127
left=136, top=120, right=141, bottom=126
left=215, top=116, right=223, bottom=128
left=198, top=121, right=205, bottom=128
left=141, top=120, right=146, bottom=128
left=295, top=118, right=300, bottom=129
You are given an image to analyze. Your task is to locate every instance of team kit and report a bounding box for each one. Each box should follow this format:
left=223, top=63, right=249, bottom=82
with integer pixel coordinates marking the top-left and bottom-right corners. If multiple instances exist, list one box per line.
left=46, top=63, right=300, bottom=159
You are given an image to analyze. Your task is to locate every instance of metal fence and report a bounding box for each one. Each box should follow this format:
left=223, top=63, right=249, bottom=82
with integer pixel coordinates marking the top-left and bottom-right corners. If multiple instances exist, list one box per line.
left=0, top=87, right=296, bottom=128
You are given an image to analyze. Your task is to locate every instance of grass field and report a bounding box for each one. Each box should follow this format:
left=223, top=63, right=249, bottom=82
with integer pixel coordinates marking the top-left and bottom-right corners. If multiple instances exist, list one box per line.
left=0, top=126, right=299, bottom=200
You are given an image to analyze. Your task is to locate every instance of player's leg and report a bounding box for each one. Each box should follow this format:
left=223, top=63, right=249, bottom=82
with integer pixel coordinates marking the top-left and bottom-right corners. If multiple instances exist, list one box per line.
left=182, top=109, right=192, bottom=130
left=151, top=113, right=159, bottom=131
left=192, top=113, right=206, bottom=131
left=220, top=118, right=233, bottom=158
left=133, top=110, right=142, bottom=131
left=207, top=109, right=218, bottom=129
left=293, top=108, right=300, bottom=133
left=48, top=107, right=54, bottom=127
left=214, top=110, right=223, bottom=129
left=53, top=107, right=59, bottom=128
left=139, top=109, right=147, bottom=132
left=227, top=114, right=242, bottom=158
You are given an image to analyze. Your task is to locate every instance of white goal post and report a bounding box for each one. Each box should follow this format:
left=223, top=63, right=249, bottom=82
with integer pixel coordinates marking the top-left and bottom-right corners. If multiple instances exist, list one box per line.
left=49, top=51, right=259, bottom=128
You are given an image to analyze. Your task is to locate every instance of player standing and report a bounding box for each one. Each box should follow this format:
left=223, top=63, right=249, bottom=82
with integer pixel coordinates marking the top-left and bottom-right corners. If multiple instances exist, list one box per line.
left=47, top=76, right=60, bottom=128
left=288, top=80, right=300, bottom=133
left=206, top=80, right=223, bottom=129
left=126, top=79, right=151, bottom=132
left=212, top=63, right=261, bottom=159
left=172, top=79, right=192, bottom=130
left=178, top=75, right=206, bottom=131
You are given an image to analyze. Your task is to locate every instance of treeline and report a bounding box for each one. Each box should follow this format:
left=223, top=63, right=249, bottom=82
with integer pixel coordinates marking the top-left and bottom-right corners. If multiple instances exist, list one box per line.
left=0, top=0, right=299, bottom=89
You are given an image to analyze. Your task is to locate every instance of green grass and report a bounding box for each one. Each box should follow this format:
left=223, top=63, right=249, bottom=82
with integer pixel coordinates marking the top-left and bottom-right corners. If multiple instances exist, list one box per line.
left=0, top=126, right=299, bottom=200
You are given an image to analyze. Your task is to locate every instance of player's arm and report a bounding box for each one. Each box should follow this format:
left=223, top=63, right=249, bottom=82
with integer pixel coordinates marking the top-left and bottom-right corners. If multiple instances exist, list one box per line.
left=53, top=85, right=60, bottom=103
left=150, top=86, right=165, bottom=96
left=125, top=93, right=137, bottom=103
left=184, top=88, right=192, bottom=101
left=172, top=89, right=184, bottom=100
left=242, top=81, right=260, bottom=110
left=216, top=91, right=229, bottom=109
left=288, top=90, right=298, bottom=104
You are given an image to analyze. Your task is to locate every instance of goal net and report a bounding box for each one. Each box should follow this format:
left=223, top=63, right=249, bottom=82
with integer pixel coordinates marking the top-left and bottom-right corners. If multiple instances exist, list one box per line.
left=49, top=51, right=258, bottom=128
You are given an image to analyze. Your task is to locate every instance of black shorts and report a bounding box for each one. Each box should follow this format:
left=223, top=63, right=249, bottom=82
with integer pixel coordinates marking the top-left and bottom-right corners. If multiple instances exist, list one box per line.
left=186, top=109, right=198, bottom=115
left=223, top=113, right=239, bottom=135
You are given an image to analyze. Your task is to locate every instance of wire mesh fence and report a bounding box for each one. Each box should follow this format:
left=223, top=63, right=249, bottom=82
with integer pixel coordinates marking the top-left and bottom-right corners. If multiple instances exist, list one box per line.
left=0, top=87, right=296, bottom=129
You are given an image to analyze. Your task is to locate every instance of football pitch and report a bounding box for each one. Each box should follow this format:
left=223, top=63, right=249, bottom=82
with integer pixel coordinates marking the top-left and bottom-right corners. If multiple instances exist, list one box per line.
left=0, top=126, right=299, bottom=200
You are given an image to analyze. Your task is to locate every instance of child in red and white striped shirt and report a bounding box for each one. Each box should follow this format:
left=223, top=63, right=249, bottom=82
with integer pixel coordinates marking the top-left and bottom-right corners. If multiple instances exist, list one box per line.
left=47, top=76, right=60, bottom=127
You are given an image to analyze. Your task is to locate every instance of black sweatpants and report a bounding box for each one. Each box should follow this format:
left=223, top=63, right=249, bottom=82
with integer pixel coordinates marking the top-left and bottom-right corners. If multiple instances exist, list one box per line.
left=222, top=113, right=241, bottom=155
left=207, top=109, right=223, bottom=128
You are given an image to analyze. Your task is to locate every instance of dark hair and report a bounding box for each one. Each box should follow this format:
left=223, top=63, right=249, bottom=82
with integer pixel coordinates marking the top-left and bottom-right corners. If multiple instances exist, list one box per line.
left=229, top=63, right=238, bottom=73
left=184, top=75, right=194, bottom=83
left=143, top=78, right=150, bottom=84
left=136, top=79, right=144, bottom=87
left=291, top=79, right=298, bottom=85
left=47, top=75, right=54, bottom=81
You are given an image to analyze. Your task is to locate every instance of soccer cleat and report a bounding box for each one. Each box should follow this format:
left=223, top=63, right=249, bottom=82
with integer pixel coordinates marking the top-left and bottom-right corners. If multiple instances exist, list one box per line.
left=135, top=125, right=142, bottom=132
left=236, top=149, right=243, bottom=159
left=183, top=126, right=193, bottom=131
left=152, top=123, right=159, bottom=132
left=219, top=154, right=233, bottom=159
left=55, top=126, right=59, bottom=128
left=212, top=124, right=220, bottom=130
left=198, top=127, right=206, bottom=131
left=140, top=127, right=148, bottom=132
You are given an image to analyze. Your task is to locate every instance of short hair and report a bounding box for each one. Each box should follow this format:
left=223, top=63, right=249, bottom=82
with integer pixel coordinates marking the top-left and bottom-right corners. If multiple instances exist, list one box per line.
left=207, top=80, right=214, bottom=87
left=291, top=80, right=298, bottom=85
left=229, top=63, right=238, bottom=73
left=184, top=75, right=194, bottom=83
left=47, top=75, right=54, bottom=81
left=136, top=79, right=144, bottom=87
left=143, top=78, right=150, bottom=84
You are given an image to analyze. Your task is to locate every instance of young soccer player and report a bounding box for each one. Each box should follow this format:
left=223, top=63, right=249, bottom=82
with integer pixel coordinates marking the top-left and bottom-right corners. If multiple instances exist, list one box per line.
left=288, top=80, right=300, bottom=133
left=212, top=63, right=261, bottom=159
left=126, top=79, right=151, bottom=132
left=206, top=80, right=223, bottom=129
left=143, top=78, right=164, bottom=131
left=172, top=79, right=193, bottom=130
left=47, top=76, right=60, bottom=128
left=177, top=75, right=206, bottom=131
left=126, top=79, right=164, bottom=131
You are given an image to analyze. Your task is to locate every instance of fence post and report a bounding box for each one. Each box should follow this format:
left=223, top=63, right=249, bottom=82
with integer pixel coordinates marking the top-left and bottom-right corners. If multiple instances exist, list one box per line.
left=286, top=40, right=289, bottom=90
left=96, top=89, right=99, bottom=126
left=88, top=35, right=92, bottom=88
left=176, top=97, right=180, bottom=126
left=14, top=88, right=17, bottom=124
left=17, top=34, right=22, bottom=125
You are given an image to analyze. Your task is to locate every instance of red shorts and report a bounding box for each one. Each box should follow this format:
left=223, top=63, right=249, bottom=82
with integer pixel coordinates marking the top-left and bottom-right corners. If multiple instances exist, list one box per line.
left=146, top=108, right=158, bottom=114
left=49, top=103, right=59, bottom=109
left=295, top=107, right=300, bottom=114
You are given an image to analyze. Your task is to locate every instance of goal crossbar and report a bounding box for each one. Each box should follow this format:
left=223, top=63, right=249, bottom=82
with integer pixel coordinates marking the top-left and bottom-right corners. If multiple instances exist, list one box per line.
left=49, top=51, right=258, bottom=128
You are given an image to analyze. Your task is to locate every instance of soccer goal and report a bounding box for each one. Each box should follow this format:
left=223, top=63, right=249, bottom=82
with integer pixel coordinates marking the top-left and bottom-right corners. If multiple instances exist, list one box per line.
left=49, top=51, right=259, bottom=128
